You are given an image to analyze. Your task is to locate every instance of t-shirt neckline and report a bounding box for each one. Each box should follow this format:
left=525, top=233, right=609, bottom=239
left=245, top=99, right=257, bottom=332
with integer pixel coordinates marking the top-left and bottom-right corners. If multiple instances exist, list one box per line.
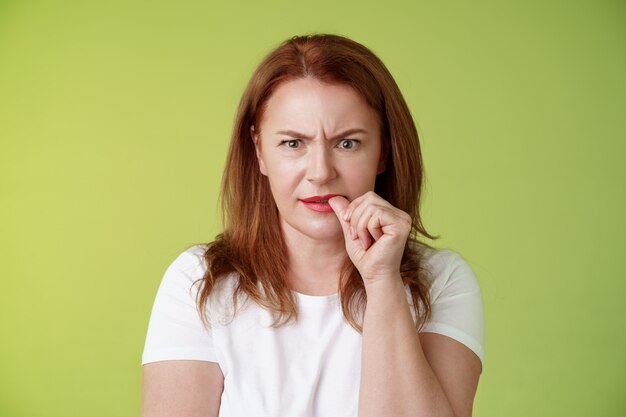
left=293, top=290, right=339, bottom=306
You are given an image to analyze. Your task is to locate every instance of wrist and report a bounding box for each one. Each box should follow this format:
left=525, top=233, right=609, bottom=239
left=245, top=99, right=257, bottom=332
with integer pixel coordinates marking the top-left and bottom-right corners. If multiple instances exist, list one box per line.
left=362, top=275, right=413, bottom=324
left=363, top=274, right=406, bottom=298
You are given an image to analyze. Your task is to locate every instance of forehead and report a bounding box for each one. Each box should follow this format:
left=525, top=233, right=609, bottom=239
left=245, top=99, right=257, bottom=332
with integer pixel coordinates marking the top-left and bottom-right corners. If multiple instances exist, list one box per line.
left=259, top=77, right=380, bottom=133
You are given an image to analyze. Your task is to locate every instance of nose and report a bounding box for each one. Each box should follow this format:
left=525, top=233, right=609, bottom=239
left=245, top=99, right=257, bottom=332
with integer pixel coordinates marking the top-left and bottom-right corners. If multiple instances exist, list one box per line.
left=306, top=145, right=337, bottom=184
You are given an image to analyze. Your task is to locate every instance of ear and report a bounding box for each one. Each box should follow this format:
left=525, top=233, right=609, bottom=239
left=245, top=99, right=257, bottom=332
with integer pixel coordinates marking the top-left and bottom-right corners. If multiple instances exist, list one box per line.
left=251, top=125, right=267, bottom=176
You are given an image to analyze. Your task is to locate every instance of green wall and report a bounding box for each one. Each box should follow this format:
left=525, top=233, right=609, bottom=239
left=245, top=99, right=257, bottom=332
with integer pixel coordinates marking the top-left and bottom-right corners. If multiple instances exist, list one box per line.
left=1, top=0, right=624, bottom=416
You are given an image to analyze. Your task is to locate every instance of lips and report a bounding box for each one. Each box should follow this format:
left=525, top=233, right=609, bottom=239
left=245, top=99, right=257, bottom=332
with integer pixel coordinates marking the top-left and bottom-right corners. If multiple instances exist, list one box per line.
left=300, top=194, right=340, bottom=203
left=300, top=194, right=341, bottom=213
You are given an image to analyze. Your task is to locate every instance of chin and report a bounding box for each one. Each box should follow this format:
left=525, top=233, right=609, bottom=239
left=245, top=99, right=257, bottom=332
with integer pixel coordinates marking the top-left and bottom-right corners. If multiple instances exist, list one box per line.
left=308, top=229, right=343, bottom=242
left=282, top=218, right=344, bottom=242
left=302, top=221, right=344, bottom=241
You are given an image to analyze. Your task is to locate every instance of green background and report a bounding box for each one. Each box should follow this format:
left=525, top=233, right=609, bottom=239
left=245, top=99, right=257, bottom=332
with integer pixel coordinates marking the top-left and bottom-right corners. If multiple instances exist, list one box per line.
left=1, top=0, right=624, bottom=416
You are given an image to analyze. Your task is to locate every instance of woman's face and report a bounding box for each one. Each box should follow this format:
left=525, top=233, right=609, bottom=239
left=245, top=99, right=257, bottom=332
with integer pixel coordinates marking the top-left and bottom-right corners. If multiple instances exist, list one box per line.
left=252, top=77, right=385, bottom=243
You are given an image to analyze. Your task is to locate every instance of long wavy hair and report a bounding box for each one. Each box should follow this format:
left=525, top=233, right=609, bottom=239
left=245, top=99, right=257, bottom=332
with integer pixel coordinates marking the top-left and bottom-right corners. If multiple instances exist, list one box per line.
left=196, top=33, right=440, bottom=332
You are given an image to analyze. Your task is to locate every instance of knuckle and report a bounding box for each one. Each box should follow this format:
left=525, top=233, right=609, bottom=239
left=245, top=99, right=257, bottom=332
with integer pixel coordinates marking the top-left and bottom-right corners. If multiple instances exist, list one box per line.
left=364, top=191, right=377, bottom=201
left=403, top=216, right=413, bottom=230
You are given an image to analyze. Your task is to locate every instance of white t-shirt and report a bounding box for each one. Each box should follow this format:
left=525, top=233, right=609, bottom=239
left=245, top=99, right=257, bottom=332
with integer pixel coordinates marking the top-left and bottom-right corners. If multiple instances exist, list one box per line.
left=142, top=245, right=484, bottom=417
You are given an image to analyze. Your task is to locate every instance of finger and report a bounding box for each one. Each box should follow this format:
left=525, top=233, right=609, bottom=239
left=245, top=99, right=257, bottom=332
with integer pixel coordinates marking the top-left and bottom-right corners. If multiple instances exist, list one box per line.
left=328, top=196, right=352, bottom=238
left=343, top=192, right=375, bottom=222
left=329, top=196, right=367, bottom=257
left=367, top=213, right=384, bottom=241
left=328, top=195, right=349, bottom=218
left=357, top=227, right=372, bottom=250
left=346, top=191, right=393, bottom=227
left=354, top=206, right=380, bottom=250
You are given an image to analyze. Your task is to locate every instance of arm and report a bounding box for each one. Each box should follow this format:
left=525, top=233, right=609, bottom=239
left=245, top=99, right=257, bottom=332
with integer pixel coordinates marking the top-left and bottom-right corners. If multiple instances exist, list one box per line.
left=359, top=278, right=481, bottom=417
left=329, top=193, right=482, bottom=417
left=419, top=332, right=482, bottom=416
left=141, top=247, right=224, bottom=416
left=142, top=360, right=224, bottom=417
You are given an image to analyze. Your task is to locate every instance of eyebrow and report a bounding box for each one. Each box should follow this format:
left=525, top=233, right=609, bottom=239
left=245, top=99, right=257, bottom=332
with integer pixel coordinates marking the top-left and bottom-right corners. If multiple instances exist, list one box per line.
left=274, top=128, right=368, bottom=141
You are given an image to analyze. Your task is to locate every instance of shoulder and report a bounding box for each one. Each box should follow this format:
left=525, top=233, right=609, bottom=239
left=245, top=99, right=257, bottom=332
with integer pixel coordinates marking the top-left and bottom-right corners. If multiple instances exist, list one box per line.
left=167, top=244, right=208, bottom=275
left=151, top=245, right=207, bottom=302
left=159, top=244, right=241, bottom=298
left=417, top=244, right=481, bottom=302
left=142, top=244, right=219, bottom=365
left=413, top=244, right=485, bottom=363
left=152, top=244, right=243, bottom=324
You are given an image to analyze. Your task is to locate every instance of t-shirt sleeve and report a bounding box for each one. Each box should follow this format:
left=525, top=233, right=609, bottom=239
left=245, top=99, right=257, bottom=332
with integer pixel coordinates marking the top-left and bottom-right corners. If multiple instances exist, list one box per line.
left=141, top=245, right=218, bottom=365
left=419, top=249, right=485, bottom=366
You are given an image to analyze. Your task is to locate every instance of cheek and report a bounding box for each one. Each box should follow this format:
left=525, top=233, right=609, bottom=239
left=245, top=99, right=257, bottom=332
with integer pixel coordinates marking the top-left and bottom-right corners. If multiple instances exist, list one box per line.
left=265, top=159, right=302, bottom=193
left=359, top=169, right=379, bottom=190
left=344, top=156, right=381, bottom=189
left=267, top=154, right=303, bottom=176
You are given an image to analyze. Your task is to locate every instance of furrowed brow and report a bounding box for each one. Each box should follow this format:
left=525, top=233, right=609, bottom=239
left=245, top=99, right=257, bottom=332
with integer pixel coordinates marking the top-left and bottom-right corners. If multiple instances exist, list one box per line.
left=274, top=128, right=368, bottom=141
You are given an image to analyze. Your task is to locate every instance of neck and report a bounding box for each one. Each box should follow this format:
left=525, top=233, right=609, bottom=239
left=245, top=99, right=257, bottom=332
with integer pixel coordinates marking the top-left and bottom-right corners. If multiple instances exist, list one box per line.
left=281, top=222, right=347, bottom=296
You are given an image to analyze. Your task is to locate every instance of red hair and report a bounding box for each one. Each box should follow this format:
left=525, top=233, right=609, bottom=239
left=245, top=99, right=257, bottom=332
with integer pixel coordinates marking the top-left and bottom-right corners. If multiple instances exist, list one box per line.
left=196, top=34, right=439, bottom=331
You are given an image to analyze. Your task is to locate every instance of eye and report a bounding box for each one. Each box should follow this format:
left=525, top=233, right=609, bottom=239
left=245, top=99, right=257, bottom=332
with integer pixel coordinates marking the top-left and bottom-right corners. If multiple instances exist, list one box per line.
left=280, top=139, right=302, bottom=149
left=338, top=139, right=359, bottom=150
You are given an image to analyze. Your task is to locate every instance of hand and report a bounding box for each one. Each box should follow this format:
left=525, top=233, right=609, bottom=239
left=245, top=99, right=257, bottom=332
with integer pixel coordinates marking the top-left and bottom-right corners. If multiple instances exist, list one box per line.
left=328, top=192, right=412, bottom=284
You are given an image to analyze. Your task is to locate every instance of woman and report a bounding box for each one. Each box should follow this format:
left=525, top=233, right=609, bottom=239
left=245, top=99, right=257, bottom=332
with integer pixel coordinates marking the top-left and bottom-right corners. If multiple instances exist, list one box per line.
left=142, top=34, right=484, bottom=417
